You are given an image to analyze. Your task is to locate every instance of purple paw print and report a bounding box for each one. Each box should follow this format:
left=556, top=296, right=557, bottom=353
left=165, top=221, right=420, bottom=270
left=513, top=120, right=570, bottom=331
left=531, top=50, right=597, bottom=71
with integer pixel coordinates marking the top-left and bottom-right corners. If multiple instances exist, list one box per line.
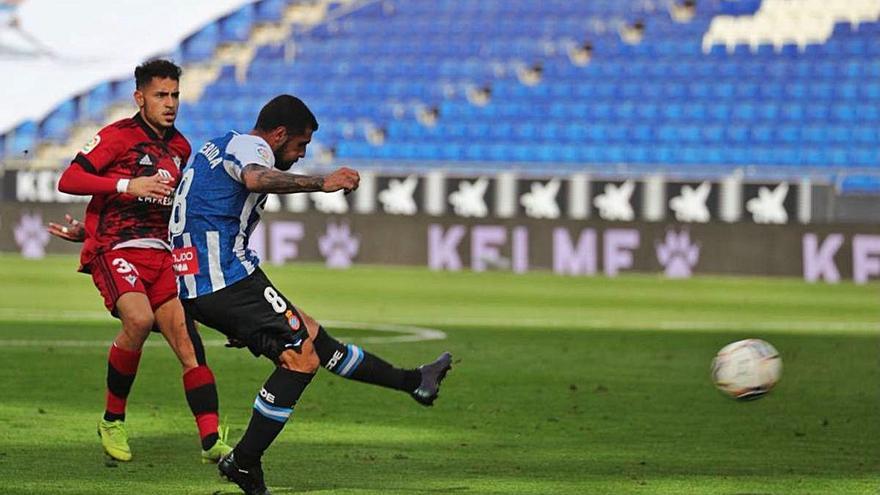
left=14, top=213, right=50, bottom=259
left=318, top=222, right=359, bottom=269
left=656, top=229, right=700, bottom=278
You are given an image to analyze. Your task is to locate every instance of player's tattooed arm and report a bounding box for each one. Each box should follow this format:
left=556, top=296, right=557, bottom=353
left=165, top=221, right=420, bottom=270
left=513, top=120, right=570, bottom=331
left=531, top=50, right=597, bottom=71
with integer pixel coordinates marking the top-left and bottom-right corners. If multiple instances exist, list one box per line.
left=241, top=164, right=360, bottom=194
left=241, top=164, right=324, bottom=193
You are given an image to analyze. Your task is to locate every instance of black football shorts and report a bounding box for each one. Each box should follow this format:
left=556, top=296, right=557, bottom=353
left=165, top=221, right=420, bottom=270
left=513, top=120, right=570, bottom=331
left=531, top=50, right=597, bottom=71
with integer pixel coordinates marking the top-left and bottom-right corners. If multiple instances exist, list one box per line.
left=182, top=268, right=307, bottom=362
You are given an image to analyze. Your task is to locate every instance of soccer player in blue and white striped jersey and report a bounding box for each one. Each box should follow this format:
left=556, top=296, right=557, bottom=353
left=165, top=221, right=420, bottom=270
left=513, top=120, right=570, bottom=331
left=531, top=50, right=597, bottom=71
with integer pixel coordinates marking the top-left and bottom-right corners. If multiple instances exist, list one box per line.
left=170, top=95, right=451, bottom=495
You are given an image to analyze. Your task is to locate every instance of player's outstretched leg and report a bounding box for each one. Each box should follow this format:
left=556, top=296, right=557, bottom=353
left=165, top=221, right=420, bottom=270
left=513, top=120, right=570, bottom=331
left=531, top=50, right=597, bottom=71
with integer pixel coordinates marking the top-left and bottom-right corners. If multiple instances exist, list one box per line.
left=411, top=351, right=453, bottom=406
left=155, top=299, right=232, bottom=463
left=221, top=346, right=318, bottom=495
left=313, top=326, right=453, bottom=406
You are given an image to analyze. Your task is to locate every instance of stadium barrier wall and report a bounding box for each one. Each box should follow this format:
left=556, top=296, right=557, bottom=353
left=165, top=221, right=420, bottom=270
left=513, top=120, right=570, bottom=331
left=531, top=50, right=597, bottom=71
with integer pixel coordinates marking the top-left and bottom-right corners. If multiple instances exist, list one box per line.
left=3, top=202, right=878, bottom=284
left=2, top=169, right=815, bottom=223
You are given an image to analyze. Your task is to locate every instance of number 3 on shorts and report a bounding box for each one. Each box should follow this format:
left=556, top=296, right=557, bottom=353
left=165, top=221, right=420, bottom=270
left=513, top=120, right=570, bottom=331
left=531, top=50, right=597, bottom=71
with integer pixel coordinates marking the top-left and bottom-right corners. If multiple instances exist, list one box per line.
left=263, top=286, right=287, bottom=313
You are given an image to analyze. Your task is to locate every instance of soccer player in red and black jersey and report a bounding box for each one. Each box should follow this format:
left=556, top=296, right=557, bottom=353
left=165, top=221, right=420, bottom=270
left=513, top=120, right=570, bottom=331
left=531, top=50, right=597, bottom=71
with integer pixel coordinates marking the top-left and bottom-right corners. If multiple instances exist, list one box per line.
left=56, top=59, right=231, bottom=463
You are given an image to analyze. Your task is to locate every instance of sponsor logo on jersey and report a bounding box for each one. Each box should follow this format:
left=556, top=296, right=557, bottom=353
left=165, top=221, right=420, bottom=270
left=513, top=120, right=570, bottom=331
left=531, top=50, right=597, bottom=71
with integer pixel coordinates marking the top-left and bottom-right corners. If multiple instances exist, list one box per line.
left=81, top=135, right=101, bottom=154
left=139, top=154, right=153, bottom=166
left=138, top=196, right=173, bottom=206
left=172, top=247, right=200, bottom=275
left=284, top=309, right=301, bottom=331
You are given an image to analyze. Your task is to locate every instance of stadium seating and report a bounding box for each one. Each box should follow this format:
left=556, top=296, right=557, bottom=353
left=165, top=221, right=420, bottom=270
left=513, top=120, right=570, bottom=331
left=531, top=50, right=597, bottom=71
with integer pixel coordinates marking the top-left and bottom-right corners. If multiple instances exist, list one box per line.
left=178, top=22, right=222, bottom=64
left=7, top=120, right=37, bottom=158
left=840, top=174, right=880, bottom=194
left=217, top=4, right=255, bottom=44
left=4, top=0, right=880, bottom=191
left=179, top=0, right=880, bottom=182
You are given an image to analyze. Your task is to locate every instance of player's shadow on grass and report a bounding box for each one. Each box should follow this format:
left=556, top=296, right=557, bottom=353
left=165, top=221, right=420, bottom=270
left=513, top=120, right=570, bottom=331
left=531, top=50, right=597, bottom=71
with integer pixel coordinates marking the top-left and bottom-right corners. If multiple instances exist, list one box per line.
left=134, top=435, right=480, bottom=494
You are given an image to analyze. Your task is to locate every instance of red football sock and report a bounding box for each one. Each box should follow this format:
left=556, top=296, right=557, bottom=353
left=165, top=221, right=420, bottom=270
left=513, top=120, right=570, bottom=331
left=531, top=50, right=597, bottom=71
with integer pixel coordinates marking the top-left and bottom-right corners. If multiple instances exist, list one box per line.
left=183, top=365, right=220, bottom=449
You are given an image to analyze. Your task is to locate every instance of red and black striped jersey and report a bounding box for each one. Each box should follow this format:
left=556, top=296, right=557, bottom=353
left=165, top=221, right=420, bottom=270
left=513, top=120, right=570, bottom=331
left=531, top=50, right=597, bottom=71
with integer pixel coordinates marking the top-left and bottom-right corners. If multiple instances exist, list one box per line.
left=71, top=113, right=191, bottom=272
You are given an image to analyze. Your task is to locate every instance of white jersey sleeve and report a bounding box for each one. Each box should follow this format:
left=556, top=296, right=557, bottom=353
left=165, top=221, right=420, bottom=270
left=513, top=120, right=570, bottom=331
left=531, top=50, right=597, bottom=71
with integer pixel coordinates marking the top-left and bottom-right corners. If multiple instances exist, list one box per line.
left=223, top=134, right=276, bottom=183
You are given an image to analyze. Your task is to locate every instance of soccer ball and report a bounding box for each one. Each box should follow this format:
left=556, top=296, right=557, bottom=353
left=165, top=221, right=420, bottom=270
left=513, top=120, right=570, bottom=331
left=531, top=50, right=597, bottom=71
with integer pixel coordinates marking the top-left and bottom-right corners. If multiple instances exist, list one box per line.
left=711, top=339, right=782, bottom=400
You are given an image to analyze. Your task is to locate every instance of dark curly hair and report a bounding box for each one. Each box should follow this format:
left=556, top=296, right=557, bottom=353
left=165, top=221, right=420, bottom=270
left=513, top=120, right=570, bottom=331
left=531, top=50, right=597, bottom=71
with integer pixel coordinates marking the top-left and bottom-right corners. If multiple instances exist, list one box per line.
left=135, top=59, right=182, bottom=89
left=254, top=95, right=319, bottom=135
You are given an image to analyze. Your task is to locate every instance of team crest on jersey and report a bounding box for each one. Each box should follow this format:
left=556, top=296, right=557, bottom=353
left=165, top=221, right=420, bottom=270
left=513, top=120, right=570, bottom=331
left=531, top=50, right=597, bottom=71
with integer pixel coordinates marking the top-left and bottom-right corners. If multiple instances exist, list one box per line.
left=284, top=309, right=301, bottom=331
left=81, top=135, right=101, bottom=154
left=173, top=156, right=182, bottom=168
left=256, top=146, right=271, bottom=163
left=124, top=274, right=138, bottom=286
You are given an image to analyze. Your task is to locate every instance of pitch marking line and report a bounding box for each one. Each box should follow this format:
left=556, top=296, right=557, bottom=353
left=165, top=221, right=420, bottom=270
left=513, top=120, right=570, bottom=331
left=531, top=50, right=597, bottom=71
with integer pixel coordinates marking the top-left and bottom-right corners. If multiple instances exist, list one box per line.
left=384, top=316, right=880, bottom=333
left=0, top=308, right=877, bottom=333
left=0, top=320, right=446, bottom=347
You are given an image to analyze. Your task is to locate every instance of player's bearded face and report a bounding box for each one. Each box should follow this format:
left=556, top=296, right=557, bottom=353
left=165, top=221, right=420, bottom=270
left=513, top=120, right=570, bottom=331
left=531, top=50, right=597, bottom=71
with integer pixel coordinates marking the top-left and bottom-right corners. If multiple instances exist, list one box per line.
left=274, top=128, right=313, bottom=171
left=136, top=77, right=180, bottom=132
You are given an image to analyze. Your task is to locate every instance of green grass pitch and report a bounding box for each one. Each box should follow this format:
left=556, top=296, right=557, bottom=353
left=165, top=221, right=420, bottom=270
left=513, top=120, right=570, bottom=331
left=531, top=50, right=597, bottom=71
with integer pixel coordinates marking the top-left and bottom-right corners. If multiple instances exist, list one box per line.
left=0, top=254, right=877, bottom=494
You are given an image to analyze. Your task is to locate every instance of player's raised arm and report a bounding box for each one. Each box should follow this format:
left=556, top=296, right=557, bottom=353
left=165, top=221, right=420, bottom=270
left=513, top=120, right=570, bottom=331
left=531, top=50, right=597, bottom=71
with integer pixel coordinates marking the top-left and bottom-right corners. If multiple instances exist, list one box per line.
left=229, top=94, right=362, bottom=196
left=240, top=165, right=359, bottom=195
left=59, top=165, right=174, bottom=200
left=57, top=126, right=173, bottom=200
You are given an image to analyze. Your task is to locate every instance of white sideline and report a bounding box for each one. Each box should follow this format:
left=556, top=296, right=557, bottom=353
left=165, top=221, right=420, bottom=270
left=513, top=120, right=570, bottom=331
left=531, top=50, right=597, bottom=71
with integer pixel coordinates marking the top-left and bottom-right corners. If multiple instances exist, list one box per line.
left=384, top=316, right=880, bottom=333
left=0, top=308, right=876, bottom=335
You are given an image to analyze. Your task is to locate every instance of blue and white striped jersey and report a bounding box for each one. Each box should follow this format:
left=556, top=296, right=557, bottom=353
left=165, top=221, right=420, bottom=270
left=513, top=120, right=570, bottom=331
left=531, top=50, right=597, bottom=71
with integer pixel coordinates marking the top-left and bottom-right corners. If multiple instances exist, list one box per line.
left=170, top=131, right=275, bottom=299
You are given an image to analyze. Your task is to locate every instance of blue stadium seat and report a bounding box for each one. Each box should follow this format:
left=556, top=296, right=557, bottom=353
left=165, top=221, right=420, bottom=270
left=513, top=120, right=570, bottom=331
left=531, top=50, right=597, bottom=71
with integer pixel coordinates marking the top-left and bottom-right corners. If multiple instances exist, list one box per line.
left=254, top=0, right=288, bottom=22
left=39, top=100, right=78, bottom=142
left=82, top=82, right=115, bottom=122
left=840, top=175, right=880, bottom=194
left=218, top=6, right=255, bottom=43
left=180, top=23, right=219, bottom=63
left=9, top=121, right=38, bottom=157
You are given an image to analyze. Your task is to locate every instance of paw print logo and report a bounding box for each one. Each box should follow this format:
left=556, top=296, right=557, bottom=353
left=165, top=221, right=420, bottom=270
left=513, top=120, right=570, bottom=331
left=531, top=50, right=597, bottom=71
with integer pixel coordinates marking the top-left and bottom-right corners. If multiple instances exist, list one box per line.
left=14, top=213, right=50, bottom=259
left=318, top=222, right=359, bottom=269
left=655, top=229, right=700, bottom=279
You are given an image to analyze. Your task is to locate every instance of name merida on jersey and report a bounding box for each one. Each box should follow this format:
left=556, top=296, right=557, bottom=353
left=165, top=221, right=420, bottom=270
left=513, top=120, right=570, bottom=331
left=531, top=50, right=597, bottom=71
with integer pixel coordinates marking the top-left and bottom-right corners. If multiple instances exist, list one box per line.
left=198, top=141, right=224, bottom=169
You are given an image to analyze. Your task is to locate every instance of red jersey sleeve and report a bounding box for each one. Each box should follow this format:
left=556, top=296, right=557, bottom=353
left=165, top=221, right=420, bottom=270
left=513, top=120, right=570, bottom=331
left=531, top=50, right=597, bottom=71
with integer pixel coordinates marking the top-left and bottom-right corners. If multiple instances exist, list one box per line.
left=57, top=126, right=128, bottom=196
left=58, top=163, right=120, bottom=195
